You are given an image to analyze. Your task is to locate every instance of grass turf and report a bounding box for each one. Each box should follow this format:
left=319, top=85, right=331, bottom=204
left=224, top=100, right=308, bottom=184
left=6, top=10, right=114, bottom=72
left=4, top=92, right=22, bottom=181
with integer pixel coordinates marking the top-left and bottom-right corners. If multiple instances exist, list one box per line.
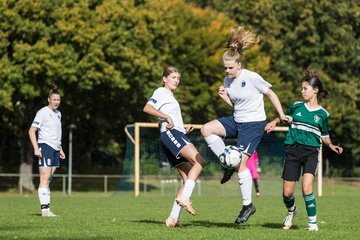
left=0, top=178, right=358, bottom=240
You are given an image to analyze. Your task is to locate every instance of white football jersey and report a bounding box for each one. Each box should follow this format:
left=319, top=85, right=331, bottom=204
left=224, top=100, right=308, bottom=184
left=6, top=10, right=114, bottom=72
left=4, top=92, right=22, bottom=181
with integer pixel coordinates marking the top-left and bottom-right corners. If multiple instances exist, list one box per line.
left=147, top=87, right=186, bottom=133
left=31, top=106, right=62, bottom=150
left=224, top=69, right=271, bottom=122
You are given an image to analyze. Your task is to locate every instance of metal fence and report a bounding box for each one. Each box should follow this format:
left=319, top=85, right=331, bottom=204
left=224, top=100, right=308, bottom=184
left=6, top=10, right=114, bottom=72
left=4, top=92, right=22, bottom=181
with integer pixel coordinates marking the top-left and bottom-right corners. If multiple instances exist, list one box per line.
left=0, top=173, right=131, bottom=195
left=1, top=173, right=359, bottom=196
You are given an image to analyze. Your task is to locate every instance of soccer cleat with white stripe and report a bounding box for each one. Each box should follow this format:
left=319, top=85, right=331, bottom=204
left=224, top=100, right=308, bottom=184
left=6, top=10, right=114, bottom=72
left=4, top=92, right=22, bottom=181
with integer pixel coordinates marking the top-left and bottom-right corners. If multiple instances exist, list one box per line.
left=42, top=210, right=57, bottom=217
left=282, top=207, right=297, bottom=230
left=306, top=223, right=319, bottom=231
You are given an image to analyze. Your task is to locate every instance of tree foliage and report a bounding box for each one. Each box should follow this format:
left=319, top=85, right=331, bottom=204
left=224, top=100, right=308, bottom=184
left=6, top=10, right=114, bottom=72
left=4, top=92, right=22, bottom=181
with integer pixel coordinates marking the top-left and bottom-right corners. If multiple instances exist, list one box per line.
left=0, top=0, right=358, bottom=176
left=0, top=0, right=252, bottom=173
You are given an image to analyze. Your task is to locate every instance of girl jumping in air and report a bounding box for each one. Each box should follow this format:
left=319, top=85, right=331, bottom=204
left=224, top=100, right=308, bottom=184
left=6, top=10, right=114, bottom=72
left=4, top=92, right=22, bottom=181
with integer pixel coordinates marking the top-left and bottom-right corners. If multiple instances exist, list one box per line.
left=201, top=26, right=289, bottom=224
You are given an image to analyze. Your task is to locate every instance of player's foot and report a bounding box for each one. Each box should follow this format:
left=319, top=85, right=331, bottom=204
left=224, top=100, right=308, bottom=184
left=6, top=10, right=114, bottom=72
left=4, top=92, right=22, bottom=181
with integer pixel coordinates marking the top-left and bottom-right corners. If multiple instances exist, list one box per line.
left=256, top=192, right=261, bottom=198
left=220, top=168, right=236, bottom=184
left=306, top=223, right=319, bottom=231
left=41, top=210, right=57, bottom=217
left=165, top=216, right=183, bottom=228
left=282, top=207, right=297, bottom=230
left=176, top=195, right=196, bottom=216
left=234, top=204, right=256, bottom=224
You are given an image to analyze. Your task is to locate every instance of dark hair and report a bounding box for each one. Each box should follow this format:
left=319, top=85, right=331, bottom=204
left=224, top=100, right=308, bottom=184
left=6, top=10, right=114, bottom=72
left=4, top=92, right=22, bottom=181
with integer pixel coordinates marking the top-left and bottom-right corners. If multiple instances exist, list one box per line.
left=303, top=67, right=329, bottom=101
left=49, top=84, right=60, bottom=97
left=162, top=66, right=180, bottom=77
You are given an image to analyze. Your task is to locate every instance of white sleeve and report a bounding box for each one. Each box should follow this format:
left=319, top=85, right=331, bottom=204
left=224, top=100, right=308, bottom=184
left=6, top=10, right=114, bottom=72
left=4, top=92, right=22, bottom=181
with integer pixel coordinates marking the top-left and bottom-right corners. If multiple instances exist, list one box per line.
left=252, top=73, right=272, bottom=94
left=147, top=88, right=166, bottom=110
left=31, top=108, right=46, bottom=128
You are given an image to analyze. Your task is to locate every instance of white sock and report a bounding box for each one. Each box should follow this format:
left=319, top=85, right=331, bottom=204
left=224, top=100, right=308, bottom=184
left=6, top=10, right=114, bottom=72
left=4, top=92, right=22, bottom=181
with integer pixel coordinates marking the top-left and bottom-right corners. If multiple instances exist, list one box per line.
left=237, top=169, right=253, bottom=206
left=38, top=187, right=48, bottom=210
left=181, top=179, right=196, bottom=199
left=204, top=134, right=225, bottom=157
left=170, top=200, right=183, bottom=219
left=308, top=216, right=317, bottom=224
left=47, top=188, right=51, bottom=208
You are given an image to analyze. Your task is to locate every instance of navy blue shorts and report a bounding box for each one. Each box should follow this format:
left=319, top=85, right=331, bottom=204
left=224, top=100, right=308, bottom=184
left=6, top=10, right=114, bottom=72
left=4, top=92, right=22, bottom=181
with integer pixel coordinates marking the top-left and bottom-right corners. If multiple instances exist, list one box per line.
left=282, top=143, right=319, bottom=181
left=218, top=116, right=266, bottom=156
left=38, top=143, right=60, bottom=168
left=160, top=129, right=191, bottom=168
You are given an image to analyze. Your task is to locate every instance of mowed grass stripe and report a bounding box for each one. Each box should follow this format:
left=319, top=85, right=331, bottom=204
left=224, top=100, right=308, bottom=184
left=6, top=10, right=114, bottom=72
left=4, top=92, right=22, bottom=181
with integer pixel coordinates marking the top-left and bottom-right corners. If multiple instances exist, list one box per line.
left=0, top=179, right=358, bottom=240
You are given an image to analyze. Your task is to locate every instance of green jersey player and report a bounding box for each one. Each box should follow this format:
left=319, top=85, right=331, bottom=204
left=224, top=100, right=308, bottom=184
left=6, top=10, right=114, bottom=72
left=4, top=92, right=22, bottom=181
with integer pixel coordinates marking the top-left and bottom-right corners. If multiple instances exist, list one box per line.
left=266, top=67, right=343, bottom=231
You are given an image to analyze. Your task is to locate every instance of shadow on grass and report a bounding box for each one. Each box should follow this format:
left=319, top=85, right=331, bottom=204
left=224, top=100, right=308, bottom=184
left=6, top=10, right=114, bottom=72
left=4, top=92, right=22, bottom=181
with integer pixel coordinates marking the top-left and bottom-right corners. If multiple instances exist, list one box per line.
left=136, top=219, right=251, bottom=229
left=261, top=222, right=299, bottom=229
left=29, top=213, right=42, bottom=216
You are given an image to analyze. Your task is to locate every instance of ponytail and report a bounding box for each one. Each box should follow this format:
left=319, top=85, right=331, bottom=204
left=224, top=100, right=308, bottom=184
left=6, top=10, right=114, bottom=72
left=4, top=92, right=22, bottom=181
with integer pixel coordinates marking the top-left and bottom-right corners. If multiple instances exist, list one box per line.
left=303, top=67, right=329, bottom=101
left=49, top=84, right=60, bottom=97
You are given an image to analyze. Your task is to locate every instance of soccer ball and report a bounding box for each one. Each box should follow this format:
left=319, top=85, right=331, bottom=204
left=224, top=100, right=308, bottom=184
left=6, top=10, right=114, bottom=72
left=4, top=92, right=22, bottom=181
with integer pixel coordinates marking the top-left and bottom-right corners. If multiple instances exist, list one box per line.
left=219, top=145, right=242, bottom=169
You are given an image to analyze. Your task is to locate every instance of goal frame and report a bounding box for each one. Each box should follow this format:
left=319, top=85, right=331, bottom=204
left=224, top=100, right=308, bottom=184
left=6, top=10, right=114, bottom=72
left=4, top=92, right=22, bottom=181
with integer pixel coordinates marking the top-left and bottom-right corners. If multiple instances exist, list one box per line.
left=125, top=122, right=323, bottom=197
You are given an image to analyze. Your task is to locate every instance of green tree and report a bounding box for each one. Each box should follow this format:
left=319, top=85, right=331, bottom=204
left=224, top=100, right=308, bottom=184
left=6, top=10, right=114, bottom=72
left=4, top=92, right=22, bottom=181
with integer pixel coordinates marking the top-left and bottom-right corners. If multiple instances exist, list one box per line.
left=1, top=0, right=278, bottom=179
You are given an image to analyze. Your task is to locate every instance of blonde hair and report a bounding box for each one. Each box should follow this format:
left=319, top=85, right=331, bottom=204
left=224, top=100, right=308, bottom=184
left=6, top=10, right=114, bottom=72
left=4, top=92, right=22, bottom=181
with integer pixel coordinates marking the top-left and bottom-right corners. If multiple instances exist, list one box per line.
left=223, top=26, right=259, bottom=63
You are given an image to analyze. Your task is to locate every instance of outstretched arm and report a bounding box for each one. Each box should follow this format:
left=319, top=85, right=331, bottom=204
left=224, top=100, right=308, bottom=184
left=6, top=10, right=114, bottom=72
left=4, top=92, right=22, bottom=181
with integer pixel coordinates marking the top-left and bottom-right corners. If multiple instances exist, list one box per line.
left=265, top=89, right=291, bottom=122
left=265, top=118, right=280, bottom=133
left=321, top=137, right=343, bottom=154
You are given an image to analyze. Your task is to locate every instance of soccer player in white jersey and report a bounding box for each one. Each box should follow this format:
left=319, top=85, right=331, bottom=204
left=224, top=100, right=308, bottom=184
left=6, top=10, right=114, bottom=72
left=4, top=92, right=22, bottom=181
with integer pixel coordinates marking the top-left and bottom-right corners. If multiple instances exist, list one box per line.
left=201, top=26, right=289, bottom=224
left=29, top=84, right=65, bottom=217
left=266, top=67, right=343, bottom=231
left=143, top=66, right=206, bottom=227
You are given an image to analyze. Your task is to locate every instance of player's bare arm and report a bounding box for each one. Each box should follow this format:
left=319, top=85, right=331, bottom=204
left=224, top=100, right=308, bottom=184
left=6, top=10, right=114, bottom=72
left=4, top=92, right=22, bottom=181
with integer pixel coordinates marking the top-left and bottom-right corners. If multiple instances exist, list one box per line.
left=265, top=89, right=292, bottom=122
left=321, top=137, right=343, bottom=154
left=143, top=103, right=174, bottom=129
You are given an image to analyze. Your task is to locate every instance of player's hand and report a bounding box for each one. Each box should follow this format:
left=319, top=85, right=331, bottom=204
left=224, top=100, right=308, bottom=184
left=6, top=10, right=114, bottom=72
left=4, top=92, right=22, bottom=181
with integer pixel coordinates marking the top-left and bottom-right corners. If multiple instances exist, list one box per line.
left=166, top=116, right=174, bottom=130
left=329, top=144, right=343, bottom=154
left=218, top=85, right=228, bottom=99
left=280, top=115, right=292, bottom=123
left=34, top=148, right=42, bottom=158
left=185, top=124, right=194, bottom=134
left=265, top=119, right=278, bottom=133
left=60, top=150, right=66, bottom=159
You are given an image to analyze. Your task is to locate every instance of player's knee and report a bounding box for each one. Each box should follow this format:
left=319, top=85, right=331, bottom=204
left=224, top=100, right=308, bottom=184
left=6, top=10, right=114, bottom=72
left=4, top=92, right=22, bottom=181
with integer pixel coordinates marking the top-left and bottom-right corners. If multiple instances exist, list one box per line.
left=282, top=191, right=293, bottom=199
left=200, top=125, right=208, bottom=137
left=302, top=185, right=313, bottom=195
left=196, top=154, right=206, bottom=167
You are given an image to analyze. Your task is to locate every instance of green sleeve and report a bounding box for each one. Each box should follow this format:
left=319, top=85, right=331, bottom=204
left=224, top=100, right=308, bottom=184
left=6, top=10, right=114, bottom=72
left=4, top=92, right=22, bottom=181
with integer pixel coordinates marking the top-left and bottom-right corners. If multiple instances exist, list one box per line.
left=285, top=103, right=295, bottom=116
left=321, top=115, right=330, bottom=137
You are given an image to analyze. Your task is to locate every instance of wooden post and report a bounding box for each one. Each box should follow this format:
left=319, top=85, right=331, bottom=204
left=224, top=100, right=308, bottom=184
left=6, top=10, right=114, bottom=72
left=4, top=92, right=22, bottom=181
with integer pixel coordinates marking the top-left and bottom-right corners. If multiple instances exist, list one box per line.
left=134, top=123, right=140, bottom=196
left=318, top=144, right=323, bottom=197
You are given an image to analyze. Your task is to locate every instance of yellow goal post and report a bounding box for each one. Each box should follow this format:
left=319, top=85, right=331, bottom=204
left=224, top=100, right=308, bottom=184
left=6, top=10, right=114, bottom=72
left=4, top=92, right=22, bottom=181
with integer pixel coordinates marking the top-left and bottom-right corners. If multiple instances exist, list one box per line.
left=124, top=122, right=323, bottom=197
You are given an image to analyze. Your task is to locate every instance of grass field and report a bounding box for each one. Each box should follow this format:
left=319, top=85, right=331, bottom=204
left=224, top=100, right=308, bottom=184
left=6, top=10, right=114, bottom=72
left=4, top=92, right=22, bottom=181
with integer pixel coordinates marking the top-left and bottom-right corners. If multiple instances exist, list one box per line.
left=0, top=178, right=358, bottom=240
